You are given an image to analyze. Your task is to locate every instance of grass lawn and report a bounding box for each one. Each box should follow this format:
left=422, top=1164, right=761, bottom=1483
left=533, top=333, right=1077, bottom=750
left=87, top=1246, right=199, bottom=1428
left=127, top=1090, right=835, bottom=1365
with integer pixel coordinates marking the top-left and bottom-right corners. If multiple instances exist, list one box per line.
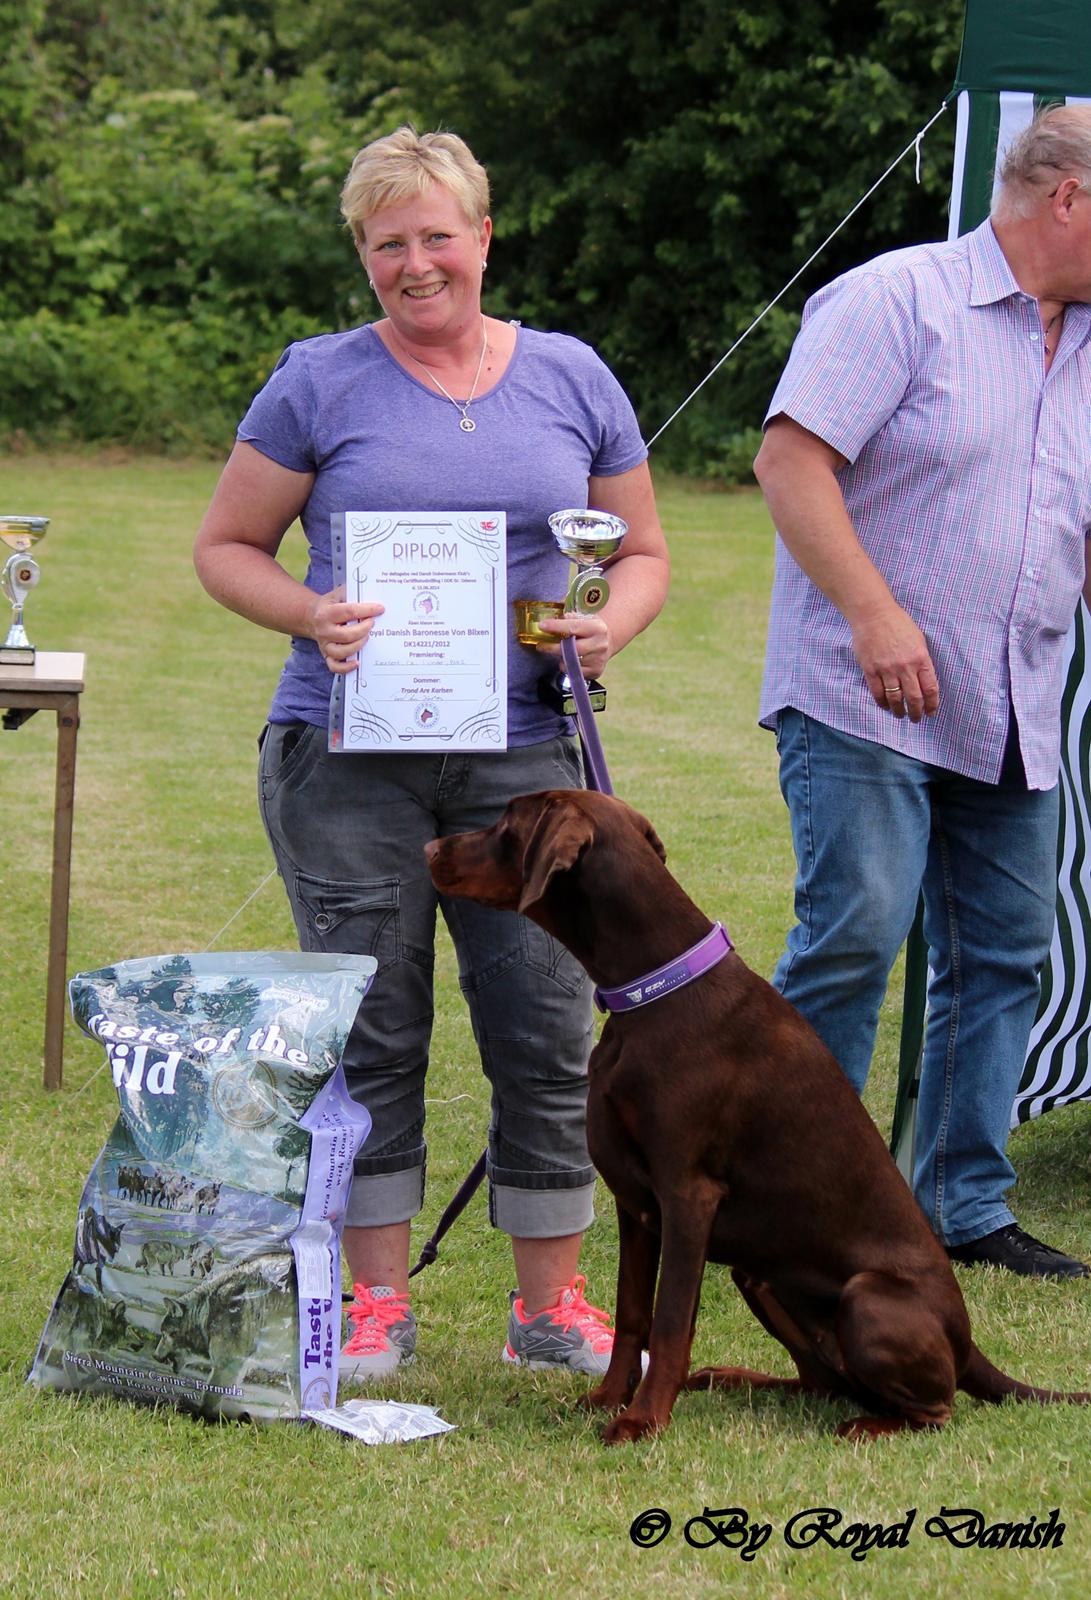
left=2, top=453, right=1090, bottom=1599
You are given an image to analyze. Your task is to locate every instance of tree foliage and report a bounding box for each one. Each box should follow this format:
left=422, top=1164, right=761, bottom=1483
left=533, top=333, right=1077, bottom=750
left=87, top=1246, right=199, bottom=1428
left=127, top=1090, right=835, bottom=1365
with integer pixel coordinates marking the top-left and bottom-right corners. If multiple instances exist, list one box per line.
left=0, top=0, right=965, bottom=469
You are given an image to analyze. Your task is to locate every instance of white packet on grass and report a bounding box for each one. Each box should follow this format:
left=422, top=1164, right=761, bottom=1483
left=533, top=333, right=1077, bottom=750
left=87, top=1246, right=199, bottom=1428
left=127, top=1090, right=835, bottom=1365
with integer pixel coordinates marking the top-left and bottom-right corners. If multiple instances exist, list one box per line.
left=306, top=1398, right=456, bottom=1443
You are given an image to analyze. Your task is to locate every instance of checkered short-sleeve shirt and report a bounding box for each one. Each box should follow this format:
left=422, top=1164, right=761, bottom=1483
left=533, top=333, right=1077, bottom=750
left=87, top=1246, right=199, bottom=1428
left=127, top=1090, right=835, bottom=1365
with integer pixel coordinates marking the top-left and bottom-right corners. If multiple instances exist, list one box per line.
left=760, top=219, right=1091, bottom=789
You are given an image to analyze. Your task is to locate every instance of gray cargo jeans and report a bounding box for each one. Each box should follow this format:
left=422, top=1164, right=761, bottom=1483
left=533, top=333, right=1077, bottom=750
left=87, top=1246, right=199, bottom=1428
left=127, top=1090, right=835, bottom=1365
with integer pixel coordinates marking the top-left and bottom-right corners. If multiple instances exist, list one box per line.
left=258, top=724, right=597, bottom=1237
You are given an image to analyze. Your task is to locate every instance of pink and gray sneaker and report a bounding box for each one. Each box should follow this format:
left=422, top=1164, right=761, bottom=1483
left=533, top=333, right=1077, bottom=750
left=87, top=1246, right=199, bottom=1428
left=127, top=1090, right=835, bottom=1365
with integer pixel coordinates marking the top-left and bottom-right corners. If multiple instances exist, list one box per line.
left=502, top=1274, right=618, bottom=1376
left=341, top=1283, right=417, bottom=1379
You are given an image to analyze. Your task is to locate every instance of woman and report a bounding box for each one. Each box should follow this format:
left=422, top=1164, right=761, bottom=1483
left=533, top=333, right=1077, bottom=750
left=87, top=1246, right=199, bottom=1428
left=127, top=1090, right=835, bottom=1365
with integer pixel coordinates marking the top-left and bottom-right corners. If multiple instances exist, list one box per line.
left=194, top=125, right=669, bottom=1379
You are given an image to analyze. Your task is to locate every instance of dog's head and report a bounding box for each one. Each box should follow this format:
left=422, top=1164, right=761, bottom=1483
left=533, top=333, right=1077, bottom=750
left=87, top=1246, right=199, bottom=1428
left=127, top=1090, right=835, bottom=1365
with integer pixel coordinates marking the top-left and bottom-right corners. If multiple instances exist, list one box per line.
left=424, top=789, right=666, bottom=917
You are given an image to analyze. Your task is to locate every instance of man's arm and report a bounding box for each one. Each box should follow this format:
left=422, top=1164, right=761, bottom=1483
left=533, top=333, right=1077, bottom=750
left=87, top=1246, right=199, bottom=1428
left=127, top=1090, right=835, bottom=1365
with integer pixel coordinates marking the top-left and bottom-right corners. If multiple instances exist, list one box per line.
left=754, top=416, right=940, bottom=722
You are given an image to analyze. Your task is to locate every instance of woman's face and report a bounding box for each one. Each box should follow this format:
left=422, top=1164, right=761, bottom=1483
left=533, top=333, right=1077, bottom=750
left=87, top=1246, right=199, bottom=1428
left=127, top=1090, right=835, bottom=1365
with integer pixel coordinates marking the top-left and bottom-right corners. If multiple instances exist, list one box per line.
left=361, top=182, right=491, bottom=345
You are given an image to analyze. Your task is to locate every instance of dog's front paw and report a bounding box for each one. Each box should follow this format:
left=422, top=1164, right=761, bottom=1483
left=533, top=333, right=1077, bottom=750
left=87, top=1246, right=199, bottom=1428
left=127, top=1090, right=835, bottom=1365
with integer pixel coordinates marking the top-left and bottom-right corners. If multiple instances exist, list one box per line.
left=603, top=1409, right=662, bottom=1445
left=579, top=1381, right=630, bottom=1414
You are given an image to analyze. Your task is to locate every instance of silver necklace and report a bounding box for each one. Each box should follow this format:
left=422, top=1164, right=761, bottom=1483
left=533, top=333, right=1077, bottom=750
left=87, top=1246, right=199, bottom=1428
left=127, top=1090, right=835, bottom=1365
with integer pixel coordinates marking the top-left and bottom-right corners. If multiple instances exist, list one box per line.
left=393, top=318, right=488, bottom=432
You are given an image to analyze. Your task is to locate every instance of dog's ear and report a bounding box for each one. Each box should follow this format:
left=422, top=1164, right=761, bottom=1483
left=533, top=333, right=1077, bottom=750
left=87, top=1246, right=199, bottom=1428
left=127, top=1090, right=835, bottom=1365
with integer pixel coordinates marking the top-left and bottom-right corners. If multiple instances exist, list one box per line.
left=640, top=815, right=667, bottom=864
left=517, top=800, right=596, bottom=913
left=619, top=800, right=667, bottom=863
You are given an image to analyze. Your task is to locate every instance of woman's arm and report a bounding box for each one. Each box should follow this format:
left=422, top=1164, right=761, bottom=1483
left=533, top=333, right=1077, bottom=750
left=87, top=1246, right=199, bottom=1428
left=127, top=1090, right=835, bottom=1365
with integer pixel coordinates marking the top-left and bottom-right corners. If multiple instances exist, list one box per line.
left=193, top=441, right=383, bottom=674
left=536, top=460, right=670, bottom=680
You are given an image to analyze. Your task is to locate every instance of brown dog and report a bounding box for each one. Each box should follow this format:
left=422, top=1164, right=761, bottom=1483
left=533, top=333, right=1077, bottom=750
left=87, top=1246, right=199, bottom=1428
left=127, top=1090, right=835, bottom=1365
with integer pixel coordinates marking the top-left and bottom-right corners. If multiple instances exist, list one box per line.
left=425, top=788, right=1090, bottom=1442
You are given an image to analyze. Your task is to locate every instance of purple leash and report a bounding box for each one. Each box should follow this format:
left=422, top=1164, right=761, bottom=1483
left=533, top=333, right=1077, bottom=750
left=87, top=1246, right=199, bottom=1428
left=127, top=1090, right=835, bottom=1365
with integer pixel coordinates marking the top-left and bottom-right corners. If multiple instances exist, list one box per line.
left=562, top=634, right=613, bottom=795
left=406, top=1149, right=487, bottom=1279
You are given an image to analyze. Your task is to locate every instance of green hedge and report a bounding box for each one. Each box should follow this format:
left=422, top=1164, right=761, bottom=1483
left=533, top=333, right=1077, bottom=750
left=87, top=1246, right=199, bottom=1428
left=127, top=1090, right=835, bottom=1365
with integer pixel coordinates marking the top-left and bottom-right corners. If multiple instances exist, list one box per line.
left=0, top=307, right=327, bottom=453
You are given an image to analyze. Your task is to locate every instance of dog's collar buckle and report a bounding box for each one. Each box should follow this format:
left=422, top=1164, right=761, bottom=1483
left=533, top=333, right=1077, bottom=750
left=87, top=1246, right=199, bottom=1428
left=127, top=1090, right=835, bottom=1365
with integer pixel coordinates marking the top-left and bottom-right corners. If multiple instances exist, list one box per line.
left=593, top=922, right=733, bottom=1014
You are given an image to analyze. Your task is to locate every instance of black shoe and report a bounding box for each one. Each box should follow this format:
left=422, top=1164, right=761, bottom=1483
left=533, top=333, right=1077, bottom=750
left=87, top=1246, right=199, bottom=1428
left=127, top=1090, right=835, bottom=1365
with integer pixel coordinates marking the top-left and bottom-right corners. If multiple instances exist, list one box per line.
left=946, top=1224, right=1090, bottom=1280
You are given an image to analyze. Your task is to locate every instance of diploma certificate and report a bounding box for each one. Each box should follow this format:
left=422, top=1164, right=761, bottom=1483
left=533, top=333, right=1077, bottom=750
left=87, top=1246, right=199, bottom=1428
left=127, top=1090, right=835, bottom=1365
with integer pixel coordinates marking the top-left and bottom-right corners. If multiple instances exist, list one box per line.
left=329, top=510, right=507, bottom=752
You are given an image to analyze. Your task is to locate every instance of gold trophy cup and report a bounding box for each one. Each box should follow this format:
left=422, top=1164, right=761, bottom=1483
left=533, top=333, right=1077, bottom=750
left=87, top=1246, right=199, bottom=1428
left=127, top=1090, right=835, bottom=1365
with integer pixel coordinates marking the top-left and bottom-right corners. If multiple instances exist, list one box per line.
left=515, top=508, right=628, bottom=716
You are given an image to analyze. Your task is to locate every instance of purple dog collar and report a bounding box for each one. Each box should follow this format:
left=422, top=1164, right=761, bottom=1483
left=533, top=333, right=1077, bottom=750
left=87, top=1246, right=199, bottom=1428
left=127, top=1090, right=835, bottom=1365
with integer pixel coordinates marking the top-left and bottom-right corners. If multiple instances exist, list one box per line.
left=593, top=922, right=733, bottom=1014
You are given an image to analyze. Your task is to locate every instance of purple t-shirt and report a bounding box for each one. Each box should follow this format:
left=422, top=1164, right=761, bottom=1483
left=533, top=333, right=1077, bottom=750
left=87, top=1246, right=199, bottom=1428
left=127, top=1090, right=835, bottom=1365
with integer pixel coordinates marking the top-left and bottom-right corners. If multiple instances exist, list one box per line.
left=237, top=323, right=647, bottom=744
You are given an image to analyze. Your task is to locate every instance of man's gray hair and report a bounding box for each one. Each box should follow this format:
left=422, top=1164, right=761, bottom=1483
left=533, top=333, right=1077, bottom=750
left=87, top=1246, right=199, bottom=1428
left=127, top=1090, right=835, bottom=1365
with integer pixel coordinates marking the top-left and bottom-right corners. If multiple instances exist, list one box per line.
left=994, top=103, right=1091, bottom=217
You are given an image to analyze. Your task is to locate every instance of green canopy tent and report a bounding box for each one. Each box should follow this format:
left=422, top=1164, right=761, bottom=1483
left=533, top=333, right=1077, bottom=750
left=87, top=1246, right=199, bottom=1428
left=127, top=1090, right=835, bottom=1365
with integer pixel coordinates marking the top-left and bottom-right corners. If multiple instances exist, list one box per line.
left=890, top=0, right=1091, bottom=1175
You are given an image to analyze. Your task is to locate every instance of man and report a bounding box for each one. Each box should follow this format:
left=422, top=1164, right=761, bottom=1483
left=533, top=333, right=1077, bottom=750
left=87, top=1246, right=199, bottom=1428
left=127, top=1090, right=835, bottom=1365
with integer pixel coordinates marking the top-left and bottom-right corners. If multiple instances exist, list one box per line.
left=755, top=104, right=1091, bottom=1279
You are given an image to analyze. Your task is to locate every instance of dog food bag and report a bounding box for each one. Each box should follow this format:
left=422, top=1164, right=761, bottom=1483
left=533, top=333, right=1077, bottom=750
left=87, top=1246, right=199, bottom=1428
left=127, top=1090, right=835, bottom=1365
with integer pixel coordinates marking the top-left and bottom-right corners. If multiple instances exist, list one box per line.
left=29, top=951, right=376, bottom=1422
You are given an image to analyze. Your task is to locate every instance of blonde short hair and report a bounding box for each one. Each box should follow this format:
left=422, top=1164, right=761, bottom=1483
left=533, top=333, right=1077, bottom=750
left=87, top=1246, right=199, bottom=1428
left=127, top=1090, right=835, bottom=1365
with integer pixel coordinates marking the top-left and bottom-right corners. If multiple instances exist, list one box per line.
left=340, top=125, right=490, bottom=244
left=995, top=103, right=1091, bottom=218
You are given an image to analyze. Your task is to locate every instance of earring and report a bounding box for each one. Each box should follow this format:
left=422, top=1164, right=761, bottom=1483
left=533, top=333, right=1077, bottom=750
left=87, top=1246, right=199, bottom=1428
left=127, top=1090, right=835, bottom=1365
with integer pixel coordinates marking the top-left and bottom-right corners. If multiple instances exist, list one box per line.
left=367, top=278, right=376, bottom=290
left=481, top=260, right=488, bottom=273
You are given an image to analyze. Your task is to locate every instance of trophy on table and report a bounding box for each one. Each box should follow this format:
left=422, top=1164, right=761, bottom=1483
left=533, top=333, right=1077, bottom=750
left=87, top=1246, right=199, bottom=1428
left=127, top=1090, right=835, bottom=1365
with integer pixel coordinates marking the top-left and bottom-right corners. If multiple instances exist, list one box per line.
left=514, top=508, right=628, bottom=717
left=1, top=515, right=49, bottom=666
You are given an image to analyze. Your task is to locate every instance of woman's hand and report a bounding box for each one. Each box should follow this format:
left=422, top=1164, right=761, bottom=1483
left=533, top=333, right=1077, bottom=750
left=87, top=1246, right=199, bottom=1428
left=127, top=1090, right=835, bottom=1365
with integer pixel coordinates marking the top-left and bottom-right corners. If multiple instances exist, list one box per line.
left=310, top=587, right=385, bottom=674
left=535, top=610, right=611, bottom=680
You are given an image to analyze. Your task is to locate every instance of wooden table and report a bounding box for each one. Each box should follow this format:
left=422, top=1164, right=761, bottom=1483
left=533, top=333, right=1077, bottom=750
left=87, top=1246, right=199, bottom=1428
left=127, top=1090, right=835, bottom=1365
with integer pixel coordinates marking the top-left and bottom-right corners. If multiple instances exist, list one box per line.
left=0, top=651, right=86, bottom=1089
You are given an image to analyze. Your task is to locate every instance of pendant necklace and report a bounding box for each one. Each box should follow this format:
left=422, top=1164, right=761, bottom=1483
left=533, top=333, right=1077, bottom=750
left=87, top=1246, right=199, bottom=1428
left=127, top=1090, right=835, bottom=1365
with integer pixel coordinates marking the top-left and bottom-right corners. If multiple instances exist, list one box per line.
left=393, top=317, right=488, bottom=432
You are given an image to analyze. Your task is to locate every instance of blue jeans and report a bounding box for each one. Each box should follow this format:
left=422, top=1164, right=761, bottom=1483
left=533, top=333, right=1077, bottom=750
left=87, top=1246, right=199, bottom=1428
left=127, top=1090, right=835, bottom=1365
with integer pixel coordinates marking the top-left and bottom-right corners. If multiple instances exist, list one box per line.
left=773, top=709, right=1059, bottom=1246
left=258, top=726, right=596, bottom=1238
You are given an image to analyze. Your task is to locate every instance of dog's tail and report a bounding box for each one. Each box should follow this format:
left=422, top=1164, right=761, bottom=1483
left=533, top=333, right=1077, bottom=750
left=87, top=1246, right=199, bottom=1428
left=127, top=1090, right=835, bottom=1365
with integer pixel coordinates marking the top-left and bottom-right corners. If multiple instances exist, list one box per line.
left=959, top=1342, right=1091, bottom=1405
